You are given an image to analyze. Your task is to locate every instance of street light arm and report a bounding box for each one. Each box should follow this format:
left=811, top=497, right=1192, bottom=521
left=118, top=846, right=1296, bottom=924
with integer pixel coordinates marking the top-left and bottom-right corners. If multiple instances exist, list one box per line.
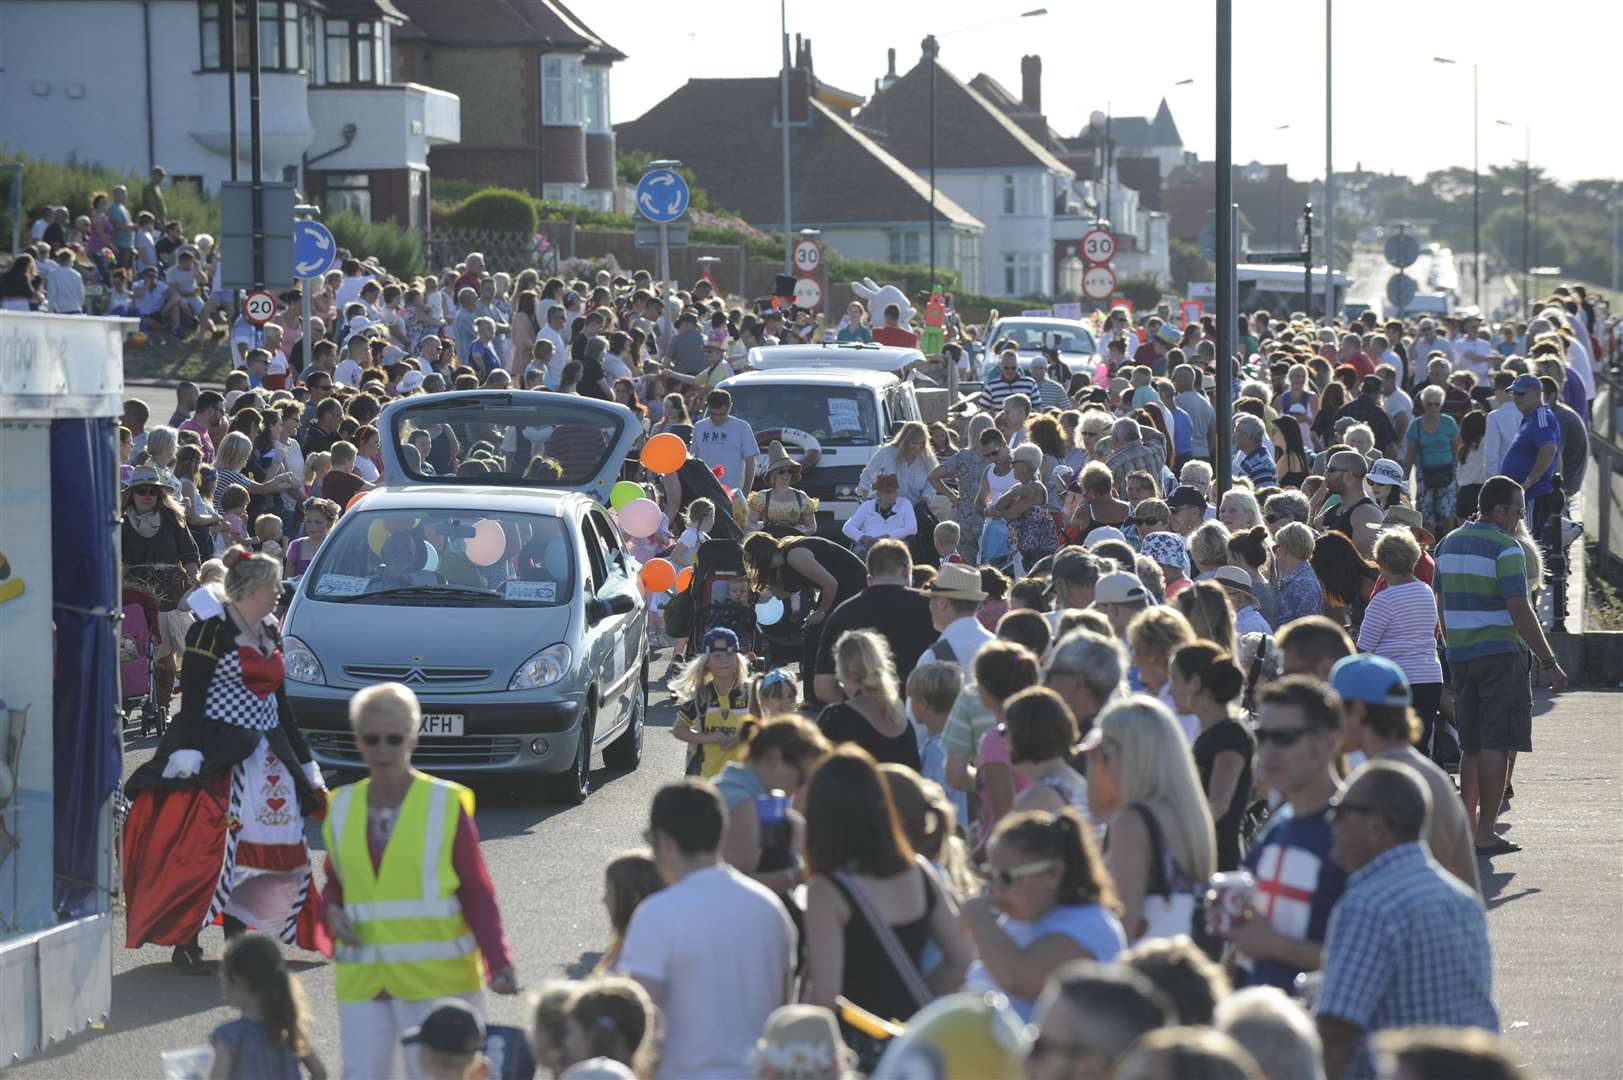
left=938, top=7, right=1047, bottom=38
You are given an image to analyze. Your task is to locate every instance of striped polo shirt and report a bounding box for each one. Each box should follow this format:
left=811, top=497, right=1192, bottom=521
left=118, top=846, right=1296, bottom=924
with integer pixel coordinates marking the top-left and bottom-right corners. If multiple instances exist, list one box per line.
left=1433, top=521, right=1527, bottom=662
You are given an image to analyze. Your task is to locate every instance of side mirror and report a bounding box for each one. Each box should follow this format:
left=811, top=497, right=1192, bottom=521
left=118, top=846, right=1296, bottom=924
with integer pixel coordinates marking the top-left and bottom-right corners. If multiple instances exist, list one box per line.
left=606, top=593, right=636, bottom=616
left=586, top=593, right=636, bottom=625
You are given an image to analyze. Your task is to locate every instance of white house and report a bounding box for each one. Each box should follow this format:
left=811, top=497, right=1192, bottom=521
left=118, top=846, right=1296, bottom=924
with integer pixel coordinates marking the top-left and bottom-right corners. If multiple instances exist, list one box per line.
left=0, top=0, right=459, bottom=228
left=859, top=43, right=1074, bottom=299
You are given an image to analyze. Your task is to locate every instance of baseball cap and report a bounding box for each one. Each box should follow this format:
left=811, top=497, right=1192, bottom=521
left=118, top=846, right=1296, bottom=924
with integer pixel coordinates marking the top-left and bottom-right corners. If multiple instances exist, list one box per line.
left=398, top=370, right=425, bottom=393
left=1093, top=571, right=1149, bottom=605
left=1199, top=564, right=1256, bottom=597
left=1168, top=485, right=1208, bottom=512
left=1081, top=525, right=1127, bottom=550
left=1510, top=373, right=1542, bottom=395
left=702, top=627, right=741, bottom=653
left=1330, top=654, right=1412, bottom=707
left=1050, top=549, right=1099, bottom=585
left=401, top=999, right=484, bottom=1056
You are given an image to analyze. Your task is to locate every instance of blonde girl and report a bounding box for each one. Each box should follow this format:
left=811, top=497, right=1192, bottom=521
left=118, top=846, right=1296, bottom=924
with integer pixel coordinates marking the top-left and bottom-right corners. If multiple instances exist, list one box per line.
left=670, top=628, right=751, bottom=778
left=815, top=629, right=918, bottom=768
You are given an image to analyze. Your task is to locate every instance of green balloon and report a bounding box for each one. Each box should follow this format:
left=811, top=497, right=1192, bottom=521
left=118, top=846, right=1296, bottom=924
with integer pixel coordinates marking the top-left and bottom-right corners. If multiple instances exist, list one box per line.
left=610, top=480, right=644, bottom=512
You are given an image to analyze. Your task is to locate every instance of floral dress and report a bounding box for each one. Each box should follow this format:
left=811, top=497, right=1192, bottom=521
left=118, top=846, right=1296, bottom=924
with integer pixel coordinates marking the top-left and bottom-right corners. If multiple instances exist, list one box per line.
left=940, top=447, right=989, bottom=559
left=747, top=487, right=818, bottom=538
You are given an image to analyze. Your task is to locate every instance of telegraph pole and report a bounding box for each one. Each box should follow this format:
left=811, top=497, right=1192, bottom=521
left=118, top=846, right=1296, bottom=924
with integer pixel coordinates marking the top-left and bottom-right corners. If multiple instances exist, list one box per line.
left=1214, top=0, right=1234, bottom=496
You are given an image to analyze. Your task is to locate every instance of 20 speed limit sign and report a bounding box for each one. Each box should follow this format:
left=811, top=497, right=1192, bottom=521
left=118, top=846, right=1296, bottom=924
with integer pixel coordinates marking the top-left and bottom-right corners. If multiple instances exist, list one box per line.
left=793, top=238, right=822, bottom=273
left=1081, top=228, right=1116, bottom=265
left=242, top=289, right=277, bottom=326
left=1081, top=265, right=1117, bottom=300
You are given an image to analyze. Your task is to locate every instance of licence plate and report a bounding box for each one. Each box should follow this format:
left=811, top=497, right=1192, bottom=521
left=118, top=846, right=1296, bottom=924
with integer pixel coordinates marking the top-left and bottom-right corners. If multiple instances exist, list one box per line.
left=418, top=713, right=464, bottom=736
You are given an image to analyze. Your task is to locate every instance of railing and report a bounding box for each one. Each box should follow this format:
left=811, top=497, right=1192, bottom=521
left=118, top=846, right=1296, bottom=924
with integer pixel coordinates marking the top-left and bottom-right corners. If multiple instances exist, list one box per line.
left=424, top=227, right=558, bottom=276
left=1589, top=365, right=1623, bottom=573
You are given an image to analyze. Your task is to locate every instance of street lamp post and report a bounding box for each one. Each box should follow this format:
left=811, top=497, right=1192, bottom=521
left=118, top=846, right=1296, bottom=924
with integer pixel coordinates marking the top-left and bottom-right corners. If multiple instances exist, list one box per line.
left=1497, top=120, right=1530, bottom=312
left=926, top=8, right=1047, bottom=287
left=1215, top=0, right=1234, bottom=495
left=780, top=0, right=793, bottom=273
left=1434, top=57, right=1480, bottom=311
left=1323, top=0, right=1334, bottom=321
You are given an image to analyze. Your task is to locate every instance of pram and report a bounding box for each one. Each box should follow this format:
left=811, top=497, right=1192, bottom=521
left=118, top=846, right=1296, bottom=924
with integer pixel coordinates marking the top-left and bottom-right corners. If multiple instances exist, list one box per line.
left=683, top=537, right=811, bottom=671
left=119, top=585, right=165, bottom=738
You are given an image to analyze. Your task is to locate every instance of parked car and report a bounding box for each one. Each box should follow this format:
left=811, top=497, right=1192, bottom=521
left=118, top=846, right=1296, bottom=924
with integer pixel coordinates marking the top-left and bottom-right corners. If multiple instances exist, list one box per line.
left=281, top=391, right=647, bottom=803
left=983, top=316, right=1099, bottom=378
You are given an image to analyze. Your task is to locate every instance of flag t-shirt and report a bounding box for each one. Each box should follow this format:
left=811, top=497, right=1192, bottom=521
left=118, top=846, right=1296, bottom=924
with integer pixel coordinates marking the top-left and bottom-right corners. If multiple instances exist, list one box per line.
left=1236, top=805, right=1347, bottom=991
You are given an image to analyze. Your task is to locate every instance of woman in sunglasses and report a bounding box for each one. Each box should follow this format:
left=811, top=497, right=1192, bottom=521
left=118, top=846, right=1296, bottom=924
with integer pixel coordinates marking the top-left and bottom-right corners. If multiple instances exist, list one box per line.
left=122, top=547, right=325, bottom=975
left=119, top=466, right=201, bottom=728
left=714, top=715, right=830, bottom=894
left=961, top=806, right=1127, bottom=1022
left=321, top=682, right=518, bottom=1075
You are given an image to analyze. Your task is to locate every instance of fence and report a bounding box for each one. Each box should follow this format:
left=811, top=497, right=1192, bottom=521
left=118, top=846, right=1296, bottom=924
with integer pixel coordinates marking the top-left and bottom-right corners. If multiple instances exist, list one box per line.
left=1589, top=367, right=1623, bottom=573
left=424, top=226, right=557, bottom=276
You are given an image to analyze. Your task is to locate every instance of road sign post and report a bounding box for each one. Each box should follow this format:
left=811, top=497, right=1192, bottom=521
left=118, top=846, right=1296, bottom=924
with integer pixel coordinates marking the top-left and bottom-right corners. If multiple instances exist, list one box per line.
left=636, top=164, right=690, bottom=306
left=1081, top=227, right=1117, bottom=265
left=293, top=205, right=327, bottom=377
left=1082, top=265, right=1116, bottom=301
left=242, top=289, right=277, bottom=326
left=792, top=232, right=823, bottom=314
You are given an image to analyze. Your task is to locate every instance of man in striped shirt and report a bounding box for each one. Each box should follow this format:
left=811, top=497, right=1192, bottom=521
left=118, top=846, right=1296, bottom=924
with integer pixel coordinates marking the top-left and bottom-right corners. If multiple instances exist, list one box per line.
left=977, top=349, right=1038, bottom=411
left=1433, top=476, right=1567, bottom=858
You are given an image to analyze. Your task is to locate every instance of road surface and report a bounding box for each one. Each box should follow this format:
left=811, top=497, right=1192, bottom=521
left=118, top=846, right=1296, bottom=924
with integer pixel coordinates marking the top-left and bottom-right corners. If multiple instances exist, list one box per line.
left=12, top=664, right=1622, bottom=1076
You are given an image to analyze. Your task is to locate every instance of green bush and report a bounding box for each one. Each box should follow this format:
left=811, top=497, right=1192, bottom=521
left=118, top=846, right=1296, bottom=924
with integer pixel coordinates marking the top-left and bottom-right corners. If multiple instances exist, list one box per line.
left=0, top=145, right=219, bottom=249
left=1115, top=274, right=1162, bottom=311
left=828, top=256, right=962, bottom=299
left=325, top=211, right=425, bottom=278
left=447, top=187, right=539, bottom=234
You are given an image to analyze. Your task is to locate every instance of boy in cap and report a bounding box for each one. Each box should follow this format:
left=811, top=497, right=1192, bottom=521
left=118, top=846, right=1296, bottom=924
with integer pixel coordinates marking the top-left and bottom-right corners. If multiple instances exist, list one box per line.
left=402, top=999, right=491, bottom=1080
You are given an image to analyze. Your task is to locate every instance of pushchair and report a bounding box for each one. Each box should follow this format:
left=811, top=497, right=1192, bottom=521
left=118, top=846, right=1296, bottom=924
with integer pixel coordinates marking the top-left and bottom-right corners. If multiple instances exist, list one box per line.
left=119, top=586, right=165, bottom=738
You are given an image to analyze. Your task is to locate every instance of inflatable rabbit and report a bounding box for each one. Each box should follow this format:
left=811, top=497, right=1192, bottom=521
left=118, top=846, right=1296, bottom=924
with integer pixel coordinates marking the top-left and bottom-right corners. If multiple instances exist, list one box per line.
left=850, top=277, right=915, bottom=326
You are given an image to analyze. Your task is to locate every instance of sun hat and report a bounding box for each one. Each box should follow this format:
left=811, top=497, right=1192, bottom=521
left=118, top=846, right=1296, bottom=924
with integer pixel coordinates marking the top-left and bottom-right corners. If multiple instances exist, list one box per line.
left=928, top=562, right=988, bottom=602
left=1093, top=570, right=1149, bottom=605
left=1367, top=458, right=1405, bottom=487
left=124, top=465, right=177, bottom=492
left=751, top=1005, right=857, bottom=1080
left=1155, top=323, right=1180, bottom=346
left=1380, top=504, right=1434, bottom=546
left=763, top=441, right=800, bottom=480
left=1330, top=653, right=1412, bottom=707
left=1081, top=525, right=1127, bottom=550
left=1200, top=564, right=1256, bottom=598
left=1140, top=531, right=1190, bottom=573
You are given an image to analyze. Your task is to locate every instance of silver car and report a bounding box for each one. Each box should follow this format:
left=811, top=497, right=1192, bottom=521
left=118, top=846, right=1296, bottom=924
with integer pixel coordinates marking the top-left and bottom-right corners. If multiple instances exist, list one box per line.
left=281, top=391, right=647, bottom=803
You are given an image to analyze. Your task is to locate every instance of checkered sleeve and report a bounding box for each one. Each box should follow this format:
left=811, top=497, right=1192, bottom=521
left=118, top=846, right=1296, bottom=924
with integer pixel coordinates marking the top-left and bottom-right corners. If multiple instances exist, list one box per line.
left=1316, top=894, right=1397, bottom=1028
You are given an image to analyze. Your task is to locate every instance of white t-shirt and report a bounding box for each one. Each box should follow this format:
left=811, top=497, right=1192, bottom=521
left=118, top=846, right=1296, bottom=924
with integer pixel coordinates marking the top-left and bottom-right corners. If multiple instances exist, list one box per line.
left=334, top=357, right=362, bottom=387
left=334, top=273, right=374, bottom=309
left=615, top=864, right=795, bottom=1079
left=690, top=417, right=760, bottom=491
left=1383, top=387, right=1413, bottom=423
left=354, top=456, right=379, bottom=483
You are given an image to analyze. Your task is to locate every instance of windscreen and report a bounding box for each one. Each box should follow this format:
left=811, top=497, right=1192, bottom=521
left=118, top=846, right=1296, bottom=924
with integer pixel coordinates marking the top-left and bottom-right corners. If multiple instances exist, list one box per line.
left=994, top=324, right=1096, bottom=353
left=724, top=385, right=879, bottom=446
left=304, top=508, right=574, bottom=606
left=389, top=397, right=626, bottom=487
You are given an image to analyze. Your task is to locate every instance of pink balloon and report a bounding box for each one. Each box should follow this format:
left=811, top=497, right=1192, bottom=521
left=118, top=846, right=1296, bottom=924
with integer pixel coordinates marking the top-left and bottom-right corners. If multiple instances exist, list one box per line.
left=465, top=518, right=507, bottom=567
left=618, top=498, right=661, bottom=539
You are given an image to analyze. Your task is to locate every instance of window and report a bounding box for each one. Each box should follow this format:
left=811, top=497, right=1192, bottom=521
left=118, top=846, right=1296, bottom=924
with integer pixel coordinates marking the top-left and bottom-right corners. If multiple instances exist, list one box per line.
left=408, top=169, right=426, bottom=232
left=543, top=183, right=583, bottom=205
left=583, top=189, right=615, bottom=212
left=304, top=13, right=320, bottom=82
left=324, top=19, right=381, bottom=84
left=200, top=0, right=301, bottom=73
left=1001, top=173, right=1045, bottom=216
left=582, top=66, right=611, bottom=133
left=324, top=173, right=371, bottom=221
left=888, top=231, right=921, bottom=266
left=1004, top=252, right=1045, bottom=297
left=541, top=54, right=583, bottom=125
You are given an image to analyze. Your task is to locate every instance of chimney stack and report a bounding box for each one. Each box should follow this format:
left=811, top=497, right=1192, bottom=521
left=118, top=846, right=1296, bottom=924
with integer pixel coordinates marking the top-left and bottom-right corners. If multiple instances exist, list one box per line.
left=1020, top=55, right=1042, bottom=113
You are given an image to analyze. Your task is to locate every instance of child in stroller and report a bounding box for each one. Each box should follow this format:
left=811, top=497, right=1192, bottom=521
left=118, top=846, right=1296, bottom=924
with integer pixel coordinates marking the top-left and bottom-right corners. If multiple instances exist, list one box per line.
left=686, top=538, right=760, bottom=666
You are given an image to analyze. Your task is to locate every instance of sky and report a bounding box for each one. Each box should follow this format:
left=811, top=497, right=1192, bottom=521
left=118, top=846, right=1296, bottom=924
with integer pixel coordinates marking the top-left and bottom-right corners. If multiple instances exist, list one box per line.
left=597, top=0, right=1622, bottom=186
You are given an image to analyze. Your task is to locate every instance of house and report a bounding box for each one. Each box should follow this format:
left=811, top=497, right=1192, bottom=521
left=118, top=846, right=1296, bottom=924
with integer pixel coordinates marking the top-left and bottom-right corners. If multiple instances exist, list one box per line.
left=1164, top=160, right=1308, bottom=250
left=859, top=43, right=1075, bottom=299
left=1072, top=98, right=1187, bottom=177
left=615, top=48, right=985, bottom=291
left=967, top=55, right=1170, bottom=291
left=391, top=0, right=622, bottom=210
left=0, top=0, right=460, bottom=229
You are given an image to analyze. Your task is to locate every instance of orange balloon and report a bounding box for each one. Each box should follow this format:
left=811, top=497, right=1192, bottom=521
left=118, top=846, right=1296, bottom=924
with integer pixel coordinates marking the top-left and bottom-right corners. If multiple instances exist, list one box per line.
left=639, top=557, right=676, bottom=593
left=674, top=566, right=694, bottom=593
left=345, top=490, right=368, bottom=512
left=639, top=432, right=687, bottom=475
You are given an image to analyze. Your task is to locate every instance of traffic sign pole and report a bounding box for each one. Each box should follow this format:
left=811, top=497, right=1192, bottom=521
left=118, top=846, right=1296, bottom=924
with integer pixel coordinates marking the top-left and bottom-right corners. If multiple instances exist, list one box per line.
left=659, top=222, right=671, bottom=309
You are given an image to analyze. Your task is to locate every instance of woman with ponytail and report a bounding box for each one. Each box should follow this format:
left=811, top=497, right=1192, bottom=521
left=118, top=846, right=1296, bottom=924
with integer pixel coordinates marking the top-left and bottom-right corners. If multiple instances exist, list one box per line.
left=962, top=807, right=1127, bottom=1020
left=212, top=931, right=326, bottom=1078
left=561, top=977, right=656, bottom=1078
left=1169, top=642, right=1255, bottom=871
left=814, top=629, right=919, bottom=768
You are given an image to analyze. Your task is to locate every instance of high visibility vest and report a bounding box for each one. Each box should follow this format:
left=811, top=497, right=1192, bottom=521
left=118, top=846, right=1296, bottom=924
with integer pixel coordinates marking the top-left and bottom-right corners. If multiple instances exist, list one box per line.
left=324, top=771, right=483, bottom=1002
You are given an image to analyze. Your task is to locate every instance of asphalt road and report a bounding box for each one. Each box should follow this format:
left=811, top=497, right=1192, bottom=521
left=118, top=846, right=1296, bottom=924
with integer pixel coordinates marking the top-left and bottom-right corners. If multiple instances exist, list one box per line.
left=15, top=678, right=1623, bottom=1076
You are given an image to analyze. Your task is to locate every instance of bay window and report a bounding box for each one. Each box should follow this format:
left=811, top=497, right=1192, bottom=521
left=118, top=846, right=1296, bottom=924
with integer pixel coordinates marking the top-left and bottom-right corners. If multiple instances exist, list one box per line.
left=199, top=0, right=301, bottom=73
left=325, top=19, right=382, bottom=84
left=541, top=54, right=583, bottom=126
left=1004, top=252, right=1045, bottom=297
left=582, top=66, right=611, bottom=133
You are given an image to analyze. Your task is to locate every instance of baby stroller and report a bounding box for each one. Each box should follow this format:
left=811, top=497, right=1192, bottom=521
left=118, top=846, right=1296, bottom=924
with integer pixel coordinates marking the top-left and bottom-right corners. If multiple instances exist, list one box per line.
left=684, top=538, right=755, bottom=656
left=119, top=586, right=165, bottom=738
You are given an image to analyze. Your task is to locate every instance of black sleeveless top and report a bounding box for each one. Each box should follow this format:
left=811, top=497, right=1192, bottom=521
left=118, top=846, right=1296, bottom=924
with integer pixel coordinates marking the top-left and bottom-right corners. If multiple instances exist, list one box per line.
left=827, top=865, right=935, bottom=1021
left=1323, top=495, right=1375, bottom=540
left=778, top=536, right=867, bottom=602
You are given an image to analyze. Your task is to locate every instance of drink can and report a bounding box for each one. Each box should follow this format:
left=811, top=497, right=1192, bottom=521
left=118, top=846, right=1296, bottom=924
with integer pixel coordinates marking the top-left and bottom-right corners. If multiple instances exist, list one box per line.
left=1205, top=870, right=1256, bottom=936
left=756, top=789, right=791, bottom=825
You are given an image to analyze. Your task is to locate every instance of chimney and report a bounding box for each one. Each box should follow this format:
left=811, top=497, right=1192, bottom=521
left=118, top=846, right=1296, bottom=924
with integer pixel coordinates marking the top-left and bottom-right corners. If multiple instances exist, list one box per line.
left=888, top=48, right=897, bottom=78
left=1020, top=55, right=1041, bottom=113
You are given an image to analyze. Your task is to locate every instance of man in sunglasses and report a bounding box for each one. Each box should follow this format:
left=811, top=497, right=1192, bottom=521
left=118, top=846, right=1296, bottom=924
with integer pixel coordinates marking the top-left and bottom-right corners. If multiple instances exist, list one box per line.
left=977, top=348, right=1037, bottom=411
left=1215, top=676, right=1346, bottom=996
left=1024, top=960, right=1175, bottom=1080
left=1317, top=762, right=1498, bottom=1080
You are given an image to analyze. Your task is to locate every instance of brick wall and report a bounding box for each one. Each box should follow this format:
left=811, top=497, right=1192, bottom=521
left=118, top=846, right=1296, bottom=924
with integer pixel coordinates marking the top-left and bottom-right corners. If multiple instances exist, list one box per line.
left=408, top=46, right=532, bottom=149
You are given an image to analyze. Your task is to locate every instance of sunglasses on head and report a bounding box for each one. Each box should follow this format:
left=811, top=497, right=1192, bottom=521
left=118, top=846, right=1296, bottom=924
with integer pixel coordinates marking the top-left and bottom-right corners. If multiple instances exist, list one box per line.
left=360, top=732, right=407, bottom=747
left=980, top=857, right=1060, bottom=888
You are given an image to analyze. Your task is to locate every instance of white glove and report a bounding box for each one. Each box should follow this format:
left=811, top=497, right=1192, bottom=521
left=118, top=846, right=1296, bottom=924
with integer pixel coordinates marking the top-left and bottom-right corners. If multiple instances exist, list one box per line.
left=161, top=749, right=204, bottom=780
left=302, top=760, right=327, bottom=792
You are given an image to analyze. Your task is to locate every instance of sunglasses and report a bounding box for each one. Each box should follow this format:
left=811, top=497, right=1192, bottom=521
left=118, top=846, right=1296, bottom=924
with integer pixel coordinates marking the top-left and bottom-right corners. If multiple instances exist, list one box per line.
left=981, top=857, right=1060, bottom=888
left=132, top=486, right=161, bottom=496
left=1254, top=725, right=1318, bottom=748
left=360, top=732, right=407, bottom=747
left=1326, top=800, right=1389, bottom=826
left=1130, top=516, right=1162, bottom=527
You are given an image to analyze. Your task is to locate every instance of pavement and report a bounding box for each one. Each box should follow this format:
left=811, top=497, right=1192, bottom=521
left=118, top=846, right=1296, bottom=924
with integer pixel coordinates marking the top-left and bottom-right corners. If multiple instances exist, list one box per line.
left=13, top=661, right=1622, bottom=1076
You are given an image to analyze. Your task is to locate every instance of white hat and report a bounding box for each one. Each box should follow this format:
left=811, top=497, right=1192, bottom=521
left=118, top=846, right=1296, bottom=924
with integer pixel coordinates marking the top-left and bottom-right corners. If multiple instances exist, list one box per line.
left=1367, top=458, right=1405, bottom=488
left=1093, top=570, right=1149, bottom=605
left=398, top=370, right=425, bottom=393
left=1082, top=525, right=1127, bottom=549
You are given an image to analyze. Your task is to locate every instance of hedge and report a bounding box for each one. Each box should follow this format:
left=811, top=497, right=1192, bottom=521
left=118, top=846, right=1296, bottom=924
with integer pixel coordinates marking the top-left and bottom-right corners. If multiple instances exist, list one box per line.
left=325, top=211, right=426, bottom=278
left=447, top=187, right=539, bottom=234
left=0, top=145, right=219, bottom=247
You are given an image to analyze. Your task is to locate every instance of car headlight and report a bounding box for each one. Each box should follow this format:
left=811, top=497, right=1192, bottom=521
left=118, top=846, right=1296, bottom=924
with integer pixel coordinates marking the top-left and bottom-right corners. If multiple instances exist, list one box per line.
left=834, top=484, right=858, bottom=498
left=510, top=643, right=572, bottom=690
left=283, top=634, right=326, bottom=685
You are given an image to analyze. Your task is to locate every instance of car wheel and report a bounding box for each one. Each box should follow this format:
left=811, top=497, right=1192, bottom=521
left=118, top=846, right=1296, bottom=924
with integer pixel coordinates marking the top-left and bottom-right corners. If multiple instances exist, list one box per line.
left=546, top=705, right=593, bottom=805
left=604, top=660, right=646, bottom=771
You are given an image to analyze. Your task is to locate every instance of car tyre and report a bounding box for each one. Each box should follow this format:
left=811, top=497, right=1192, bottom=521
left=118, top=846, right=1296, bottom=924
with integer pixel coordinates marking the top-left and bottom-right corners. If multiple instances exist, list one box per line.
left=546, top=706, right=593, bottom=805
left=603, top=658, right=647, bottom=771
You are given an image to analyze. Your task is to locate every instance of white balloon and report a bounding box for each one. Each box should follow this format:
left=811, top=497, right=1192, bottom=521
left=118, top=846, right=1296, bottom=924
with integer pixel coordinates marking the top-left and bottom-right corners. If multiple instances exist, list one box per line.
left=619, top=498, right=661, bottom=539
left=755, top=595, right=785, bottom=627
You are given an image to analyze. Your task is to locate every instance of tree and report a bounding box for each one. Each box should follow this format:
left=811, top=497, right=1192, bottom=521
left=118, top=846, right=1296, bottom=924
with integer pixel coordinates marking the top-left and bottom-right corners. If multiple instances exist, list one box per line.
left=1169, top=238, right=1213, bottom=293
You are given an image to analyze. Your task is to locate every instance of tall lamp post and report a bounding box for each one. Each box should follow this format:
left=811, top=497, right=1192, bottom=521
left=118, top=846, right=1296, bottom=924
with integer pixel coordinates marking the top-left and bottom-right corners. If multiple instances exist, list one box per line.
left=1433, top=56, right=1480, bottom=311
left=925, top=7, right=1048, bottom=286
left=780, top=0, right=793, bottom=272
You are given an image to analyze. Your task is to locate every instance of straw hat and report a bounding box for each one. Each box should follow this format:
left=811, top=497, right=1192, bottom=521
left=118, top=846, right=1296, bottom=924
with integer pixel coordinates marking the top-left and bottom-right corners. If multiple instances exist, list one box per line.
left=751, top=1006, right=858, bottom=1080
left=928, top=563, right=988, bottom=602
left=1381, top=504, right=1435, bottom=547
left=762, top=441, right=800, bottom=481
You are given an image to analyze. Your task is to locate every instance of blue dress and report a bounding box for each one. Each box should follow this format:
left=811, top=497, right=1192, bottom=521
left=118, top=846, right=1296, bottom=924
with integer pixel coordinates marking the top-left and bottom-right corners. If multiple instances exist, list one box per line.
left=211, top=1017, right=301, bottom=1079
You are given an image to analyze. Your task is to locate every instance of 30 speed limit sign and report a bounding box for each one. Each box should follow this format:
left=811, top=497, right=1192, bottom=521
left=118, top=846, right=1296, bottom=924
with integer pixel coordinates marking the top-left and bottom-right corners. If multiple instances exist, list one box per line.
left=1081, top=228, right=1116, bottom=265
left=793, top=238, right=821, bottom=273
left=241, top=289, right=277, bottom=326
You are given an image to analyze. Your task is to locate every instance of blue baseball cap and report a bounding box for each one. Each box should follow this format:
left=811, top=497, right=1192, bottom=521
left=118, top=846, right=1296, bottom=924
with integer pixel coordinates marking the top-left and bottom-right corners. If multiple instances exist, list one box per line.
left=1510, top=374, right=1542, bottom=395
left=702, top=626, right=741, bottom=653
left=1330, top=654, right=1411, bottom=707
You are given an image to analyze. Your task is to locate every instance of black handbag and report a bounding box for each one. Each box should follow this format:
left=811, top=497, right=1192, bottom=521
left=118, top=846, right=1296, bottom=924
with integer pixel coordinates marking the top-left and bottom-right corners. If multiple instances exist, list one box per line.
left=1421, top=464, right=1454, bottom=490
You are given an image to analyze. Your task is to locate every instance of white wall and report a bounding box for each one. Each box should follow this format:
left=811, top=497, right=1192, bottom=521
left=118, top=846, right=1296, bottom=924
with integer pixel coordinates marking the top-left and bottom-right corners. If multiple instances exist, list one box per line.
left=305, top=83, right=459, bottom=172
left=935, top=165, right=1066, bottom=297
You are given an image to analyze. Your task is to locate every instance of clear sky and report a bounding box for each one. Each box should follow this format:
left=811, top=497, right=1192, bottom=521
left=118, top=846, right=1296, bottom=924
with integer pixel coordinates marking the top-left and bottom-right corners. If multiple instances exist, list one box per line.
left=599, top=0, right=1621, bottom=186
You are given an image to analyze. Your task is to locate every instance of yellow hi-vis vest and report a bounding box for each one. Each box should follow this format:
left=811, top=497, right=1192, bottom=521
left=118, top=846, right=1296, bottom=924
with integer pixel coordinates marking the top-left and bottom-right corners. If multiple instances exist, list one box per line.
left=324, top=771, right=483, bottom=1003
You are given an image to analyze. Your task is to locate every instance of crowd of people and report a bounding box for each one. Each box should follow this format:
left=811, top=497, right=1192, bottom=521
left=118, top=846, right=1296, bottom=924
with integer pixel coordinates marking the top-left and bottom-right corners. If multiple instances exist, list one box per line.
left=92, top=218, right=1619, bottom=1080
